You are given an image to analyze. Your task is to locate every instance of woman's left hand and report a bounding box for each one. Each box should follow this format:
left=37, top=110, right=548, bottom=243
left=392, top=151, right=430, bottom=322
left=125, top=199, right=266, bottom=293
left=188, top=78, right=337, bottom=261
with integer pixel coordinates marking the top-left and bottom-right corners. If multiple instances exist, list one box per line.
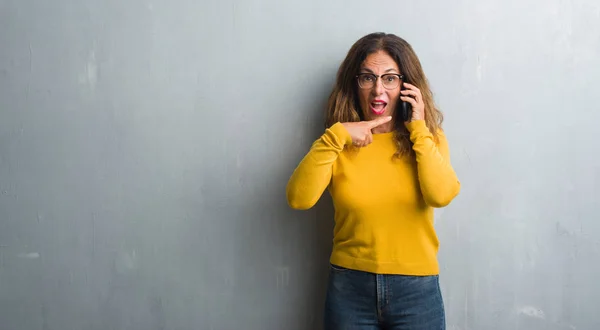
left=400, top=82, right=425, bottom=122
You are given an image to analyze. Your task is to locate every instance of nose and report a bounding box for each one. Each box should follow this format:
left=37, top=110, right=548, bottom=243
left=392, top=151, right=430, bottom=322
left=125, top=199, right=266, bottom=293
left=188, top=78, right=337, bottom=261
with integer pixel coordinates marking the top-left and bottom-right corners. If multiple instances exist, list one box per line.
left=371, top=77, right=384, bottom=95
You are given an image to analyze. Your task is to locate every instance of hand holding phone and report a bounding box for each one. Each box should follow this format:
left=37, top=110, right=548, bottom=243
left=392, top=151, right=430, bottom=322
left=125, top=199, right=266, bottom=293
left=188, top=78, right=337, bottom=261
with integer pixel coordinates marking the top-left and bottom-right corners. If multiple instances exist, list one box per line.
left=399, top=80, right=428, bottom=122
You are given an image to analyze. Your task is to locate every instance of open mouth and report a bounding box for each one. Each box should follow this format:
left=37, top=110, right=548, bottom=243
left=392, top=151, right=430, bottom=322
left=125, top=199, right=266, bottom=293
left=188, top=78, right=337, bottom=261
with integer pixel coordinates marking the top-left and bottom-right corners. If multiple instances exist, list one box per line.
left=370, top=101, right=387, bottom=115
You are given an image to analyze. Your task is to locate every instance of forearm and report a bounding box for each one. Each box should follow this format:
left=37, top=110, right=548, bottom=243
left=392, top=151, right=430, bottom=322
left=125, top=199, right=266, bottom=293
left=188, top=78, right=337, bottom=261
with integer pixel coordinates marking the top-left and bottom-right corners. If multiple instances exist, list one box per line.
left=408, top=120, right=460, bottom=207
left=286, top=122, right=351, bottom=210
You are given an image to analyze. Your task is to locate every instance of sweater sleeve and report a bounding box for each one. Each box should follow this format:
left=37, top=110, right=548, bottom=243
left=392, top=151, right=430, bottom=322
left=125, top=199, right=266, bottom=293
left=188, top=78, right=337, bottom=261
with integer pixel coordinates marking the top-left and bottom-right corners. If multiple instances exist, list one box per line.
left=406, top=120, right=461, bottom=208
left=286, top=122, right=352, bottom=210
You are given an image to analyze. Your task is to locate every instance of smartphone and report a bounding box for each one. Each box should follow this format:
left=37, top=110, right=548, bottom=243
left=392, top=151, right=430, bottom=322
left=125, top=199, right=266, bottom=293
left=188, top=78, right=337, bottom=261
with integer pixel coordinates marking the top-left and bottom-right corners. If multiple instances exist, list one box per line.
left=400, top=82, right=412, bottom=122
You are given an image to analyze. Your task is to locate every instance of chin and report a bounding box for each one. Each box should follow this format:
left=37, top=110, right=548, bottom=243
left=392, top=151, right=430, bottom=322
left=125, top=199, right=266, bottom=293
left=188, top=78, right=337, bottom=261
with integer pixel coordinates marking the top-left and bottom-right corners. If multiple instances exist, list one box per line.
left=365, top=109, right=393, bottom=120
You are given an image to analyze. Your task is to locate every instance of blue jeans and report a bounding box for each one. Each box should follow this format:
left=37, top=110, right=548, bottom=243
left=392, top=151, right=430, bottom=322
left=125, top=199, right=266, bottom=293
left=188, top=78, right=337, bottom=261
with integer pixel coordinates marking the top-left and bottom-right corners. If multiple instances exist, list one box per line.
left=324, top=264, right=445, bottom=330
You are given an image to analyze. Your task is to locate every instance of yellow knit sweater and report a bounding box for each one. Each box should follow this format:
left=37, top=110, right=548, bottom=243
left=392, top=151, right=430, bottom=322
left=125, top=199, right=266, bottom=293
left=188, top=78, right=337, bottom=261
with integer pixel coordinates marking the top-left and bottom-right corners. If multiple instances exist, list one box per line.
left=286, top=120, right=460, bottom=275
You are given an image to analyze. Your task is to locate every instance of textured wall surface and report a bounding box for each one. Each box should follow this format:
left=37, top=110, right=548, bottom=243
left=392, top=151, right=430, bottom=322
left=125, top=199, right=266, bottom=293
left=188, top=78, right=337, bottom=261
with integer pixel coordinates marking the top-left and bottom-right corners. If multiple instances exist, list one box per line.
left=1, top=0, right=599, bottom=329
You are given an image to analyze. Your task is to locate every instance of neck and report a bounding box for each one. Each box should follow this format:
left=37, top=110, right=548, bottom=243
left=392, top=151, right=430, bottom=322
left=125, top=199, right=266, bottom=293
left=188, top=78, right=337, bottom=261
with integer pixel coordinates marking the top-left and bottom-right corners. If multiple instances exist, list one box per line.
left=371, top=121, right=394, bottom=134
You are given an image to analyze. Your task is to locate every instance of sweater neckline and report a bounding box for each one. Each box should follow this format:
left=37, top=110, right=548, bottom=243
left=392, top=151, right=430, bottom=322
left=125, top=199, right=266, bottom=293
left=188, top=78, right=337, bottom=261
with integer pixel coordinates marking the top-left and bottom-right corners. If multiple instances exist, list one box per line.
left=372, top=131, right=395, bottom=138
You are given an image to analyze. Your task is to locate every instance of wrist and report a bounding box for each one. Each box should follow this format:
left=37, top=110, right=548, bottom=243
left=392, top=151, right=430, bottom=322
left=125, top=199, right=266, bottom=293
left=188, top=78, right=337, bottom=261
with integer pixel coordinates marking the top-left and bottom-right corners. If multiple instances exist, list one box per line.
left=329, top=122, right=353, bottom=146
left=405, top=119, right=427, bottom=131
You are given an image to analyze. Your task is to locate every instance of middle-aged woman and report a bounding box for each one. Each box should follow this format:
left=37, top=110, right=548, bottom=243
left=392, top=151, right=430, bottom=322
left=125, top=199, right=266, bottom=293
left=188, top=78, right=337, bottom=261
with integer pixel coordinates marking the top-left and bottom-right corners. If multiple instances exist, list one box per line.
left=286, top=32, right=461, bottom=329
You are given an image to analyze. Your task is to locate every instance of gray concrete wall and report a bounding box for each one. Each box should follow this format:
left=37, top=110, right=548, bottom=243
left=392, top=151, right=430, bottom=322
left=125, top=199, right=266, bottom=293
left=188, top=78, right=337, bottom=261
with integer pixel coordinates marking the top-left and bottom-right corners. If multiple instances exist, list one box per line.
left=1, top=0, right=599, bottom=329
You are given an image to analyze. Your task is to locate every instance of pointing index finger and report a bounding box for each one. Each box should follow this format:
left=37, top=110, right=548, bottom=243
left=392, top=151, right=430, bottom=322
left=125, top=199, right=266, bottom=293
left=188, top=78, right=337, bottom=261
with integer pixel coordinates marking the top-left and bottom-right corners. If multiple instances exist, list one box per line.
left=367, top=116, right=392, bottom=128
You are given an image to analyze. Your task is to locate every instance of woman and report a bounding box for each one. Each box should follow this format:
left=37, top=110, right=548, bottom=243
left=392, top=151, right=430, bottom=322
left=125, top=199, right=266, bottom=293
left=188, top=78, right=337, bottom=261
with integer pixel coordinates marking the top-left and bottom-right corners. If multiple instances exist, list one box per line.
left=286, top=32, right=460, bottom=329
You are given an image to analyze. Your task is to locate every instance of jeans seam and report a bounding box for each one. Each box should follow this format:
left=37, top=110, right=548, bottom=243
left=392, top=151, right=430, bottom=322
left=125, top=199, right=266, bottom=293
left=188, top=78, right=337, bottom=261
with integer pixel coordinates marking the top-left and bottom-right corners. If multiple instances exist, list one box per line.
left=376, top=274, right=384, bottom=322
left=436, top=277, right=446, bottom=329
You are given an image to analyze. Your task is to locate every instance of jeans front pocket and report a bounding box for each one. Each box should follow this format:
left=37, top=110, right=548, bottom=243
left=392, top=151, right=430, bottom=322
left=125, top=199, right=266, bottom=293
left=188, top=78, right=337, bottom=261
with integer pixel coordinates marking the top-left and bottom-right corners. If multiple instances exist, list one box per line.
left=329, top=263, right=351, bottom=273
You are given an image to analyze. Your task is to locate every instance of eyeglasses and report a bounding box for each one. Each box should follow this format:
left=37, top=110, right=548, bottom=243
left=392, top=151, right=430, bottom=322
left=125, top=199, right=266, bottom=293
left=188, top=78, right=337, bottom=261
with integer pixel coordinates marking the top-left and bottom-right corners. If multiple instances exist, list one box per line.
left=355, top=73, right=404, bottom=90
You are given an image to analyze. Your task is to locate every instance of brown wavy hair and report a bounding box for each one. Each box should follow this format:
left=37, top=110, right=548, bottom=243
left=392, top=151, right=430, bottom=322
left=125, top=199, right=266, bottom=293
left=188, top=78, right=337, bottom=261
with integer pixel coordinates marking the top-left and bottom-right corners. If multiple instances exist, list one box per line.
left=325, top=32, right=443, bottom=157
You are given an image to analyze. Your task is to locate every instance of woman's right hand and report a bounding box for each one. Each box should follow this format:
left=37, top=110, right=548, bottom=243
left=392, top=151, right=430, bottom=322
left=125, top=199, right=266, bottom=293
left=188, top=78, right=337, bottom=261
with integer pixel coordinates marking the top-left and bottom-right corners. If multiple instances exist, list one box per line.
left=341, top=116, right=392, bottom=147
